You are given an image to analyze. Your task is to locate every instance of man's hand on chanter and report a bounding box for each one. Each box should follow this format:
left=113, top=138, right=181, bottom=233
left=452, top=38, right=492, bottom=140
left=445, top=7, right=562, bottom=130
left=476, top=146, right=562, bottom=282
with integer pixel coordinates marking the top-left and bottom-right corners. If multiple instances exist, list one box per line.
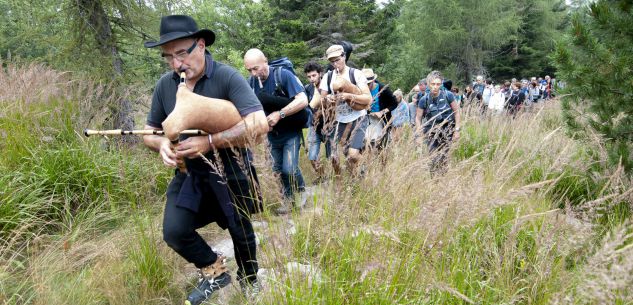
left=175, top=136, right=212, bottom=159
left=335, top=92, right=353, bottom=102
left=159, top=138, right=180, bottom=168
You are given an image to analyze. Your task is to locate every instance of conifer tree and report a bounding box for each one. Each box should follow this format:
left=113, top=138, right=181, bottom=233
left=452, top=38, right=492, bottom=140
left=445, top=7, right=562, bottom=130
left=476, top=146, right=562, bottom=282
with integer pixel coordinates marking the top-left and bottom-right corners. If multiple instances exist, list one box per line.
left=485, top=0, right=567, bottom=81
left=553, top=0, right=633, bottom=172
left=384, top=0, right=522, bottom=88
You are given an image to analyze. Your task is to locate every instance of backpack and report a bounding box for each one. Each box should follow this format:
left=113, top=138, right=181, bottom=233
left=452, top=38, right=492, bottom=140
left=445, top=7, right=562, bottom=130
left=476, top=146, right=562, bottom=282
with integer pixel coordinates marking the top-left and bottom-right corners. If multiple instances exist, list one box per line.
left=419, top=90, right=455, bottom=128
left=249, top=57, right=296, bottom=98
left=325, top=68, right=358, bottom=94
left=269, top=57, right=296, bottom=97
left=249, top=57, right=311, bottom=129
left=269, top=57, right=296, bottom=76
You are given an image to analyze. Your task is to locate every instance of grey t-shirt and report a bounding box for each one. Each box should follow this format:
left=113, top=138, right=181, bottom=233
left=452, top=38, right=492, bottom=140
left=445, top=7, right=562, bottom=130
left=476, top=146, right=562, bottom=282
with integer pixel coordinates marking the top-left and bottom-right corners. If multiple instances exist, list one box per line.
left=147, top=52, right=263, bottom=180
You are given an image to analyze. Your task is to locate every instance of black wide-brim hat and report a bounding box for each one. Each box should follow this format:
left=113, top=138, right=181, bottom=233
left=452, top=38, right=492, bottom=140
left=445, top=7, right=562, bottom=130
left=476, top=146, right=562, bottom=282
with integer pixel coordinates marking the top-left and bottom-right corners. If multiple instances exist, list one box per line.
left=144, top=15, right=215, bottom=48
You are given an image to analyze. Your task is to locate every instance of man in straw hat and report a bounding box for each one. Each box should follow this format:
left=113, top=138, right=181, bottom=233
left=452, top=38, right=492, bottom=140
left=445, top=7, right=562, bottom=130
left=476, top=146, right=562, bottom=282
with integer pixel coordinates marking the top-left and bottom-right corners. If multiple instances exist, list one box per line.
left=142, top=15, right=268, bottom=304
left=363, top=68, right=398, bottom=150
left=319, top=44, right=372, bottom=175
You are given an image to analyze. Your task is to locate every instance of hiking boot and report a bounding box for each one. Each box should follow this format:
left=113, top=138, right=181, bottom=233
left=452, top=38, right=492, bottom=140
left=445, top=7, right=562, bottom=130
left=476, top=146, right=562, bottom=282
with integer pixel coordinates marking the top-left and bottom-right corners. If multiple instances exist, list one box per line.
left=296, top=191, right=308, bottom=209
left=185, top=257, right=230, bottom=305
left=312, top=176, right=326, bottom=185
left=185, top=271, right=231, bottom=305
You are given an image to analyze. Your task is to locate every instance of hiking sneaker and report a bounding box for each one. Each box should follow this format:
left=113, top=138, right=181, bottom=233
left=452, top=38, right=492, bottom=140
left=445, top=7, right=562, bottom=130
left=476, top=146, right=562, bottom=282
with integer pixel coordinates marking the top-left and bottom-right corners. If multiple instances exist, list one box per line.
left=296, top=191, right=308, bottom=209
left=274, top=204, right=292, bottom=215
left=184, top=271, right=231, bottom=305
left=240, top=279, right=262, bottom=301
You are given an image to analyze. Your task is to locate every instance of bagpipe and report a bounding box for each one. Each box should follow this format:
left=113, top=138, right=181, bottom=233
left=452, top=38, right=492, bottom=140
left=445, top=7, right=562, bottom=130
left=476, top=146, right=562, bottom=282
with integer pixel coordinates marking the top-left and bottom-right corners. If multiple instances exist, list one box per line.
left=316, top=71, right=365, bottom=135
left=85, top=72, right=242, bottom=173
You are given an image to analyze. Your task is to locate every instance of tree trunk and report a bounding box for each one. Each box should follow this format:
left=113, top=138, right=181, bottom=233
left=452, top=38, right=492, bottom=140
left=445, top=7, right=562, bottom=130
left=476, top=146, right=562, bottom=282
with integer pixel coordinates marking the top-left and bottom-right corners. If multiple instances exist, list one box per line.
left=76, top=0, right=124, bottom=76
left=75, top=0, right=135, bottom=145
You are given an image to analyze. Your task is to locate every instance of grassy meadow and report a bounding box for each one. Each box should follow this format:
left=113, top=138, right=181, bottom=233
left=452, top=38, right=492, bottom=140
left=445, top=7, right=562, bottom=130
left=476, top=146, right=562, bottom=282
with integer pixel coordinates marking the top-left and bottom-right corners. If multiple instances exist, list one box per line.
left=1, top=63, right=631, bottom=305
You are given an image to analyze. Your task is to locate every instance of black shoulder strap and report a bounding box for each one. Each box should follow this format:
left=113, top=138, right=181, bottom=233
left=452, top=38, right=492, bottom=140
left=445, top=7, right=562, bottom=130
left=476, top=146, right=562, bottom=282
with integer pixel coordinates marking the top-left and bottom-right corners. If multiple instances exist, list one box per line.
left=327, top=68, right=355, bottom=94
left=349, top=68, right=357, bottom=85
left=273, top=67, right=286, bottom=96
left=327, top=70, right=333, bottom=95
left=421, top=94, right=429, bottom=108
left=420, top=94, right=429, bottom=117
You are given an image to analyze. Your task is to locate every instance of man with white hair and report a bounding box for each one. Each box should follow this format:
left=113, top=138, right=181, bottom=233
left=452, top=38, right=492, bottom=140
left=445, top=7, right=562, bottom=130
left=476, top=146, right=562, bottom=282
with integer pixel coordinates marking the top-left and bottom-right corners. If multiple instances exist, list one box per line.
left=416, top=70, right=461, bottom=175
left=473, top=75, right=485, bottom=96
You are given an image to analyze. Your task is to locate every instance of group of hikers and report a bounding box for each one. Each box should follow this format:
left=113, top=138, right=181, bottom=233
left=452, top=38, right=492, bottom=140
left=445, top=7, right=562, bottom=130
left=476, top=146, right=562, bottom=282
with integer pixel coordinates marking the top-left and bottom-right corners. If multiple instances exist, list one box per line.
left=457, top=74, right=556, bottom=117
left=140, top=15, right=557, bottom=304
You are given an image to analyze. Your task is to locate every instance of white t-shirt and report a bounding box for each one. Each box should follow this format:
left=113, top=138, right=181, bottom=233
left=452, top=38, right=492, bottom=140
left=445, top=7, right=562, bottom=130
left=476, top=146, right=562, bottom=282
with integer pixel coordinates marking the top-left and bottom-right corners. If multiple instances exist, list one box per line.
left=319, top=68, right=367, bottom=123
left=489, top=92, right=506, bottom=111
left=482, top=85, right=494, bottom=105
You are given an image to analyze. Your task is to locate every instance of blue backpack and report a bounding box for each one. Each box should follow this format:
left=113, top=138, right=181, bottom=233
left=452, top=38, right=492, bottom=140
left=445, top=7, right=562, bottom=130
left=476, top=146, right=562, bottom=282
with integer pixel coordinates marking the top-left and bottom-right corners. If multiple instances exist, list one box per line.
left=249, top=57, right=296, bottom=98
left=269, top=57, right=296, bottom=76
left=268, top=57, right=296, bottom=98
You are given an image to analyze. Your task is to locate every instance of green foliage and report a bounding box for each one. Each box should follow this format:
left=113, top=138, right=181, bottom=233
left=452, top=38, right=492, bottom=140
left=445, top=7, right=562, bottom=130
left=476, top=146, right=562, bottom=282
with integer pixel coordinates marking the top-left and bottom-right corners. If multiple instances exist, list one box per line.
left=432, top=203, right=566, bottom=304
left=385, top=0, right=522, bottom=87
left=260, top=0, right=402, bottom=84
left=548, top=166, right=605, bottom=207
left=0, top=72, right=170, bottom=239
left=453, top=121, right=514, bottom=162
left=485, top=0, right=568, bottom=81
left=553, top=0, right=633, bottom=173
left=453, top=123, right=495, bottom=161
left=129, top=216, right=173, bottom=292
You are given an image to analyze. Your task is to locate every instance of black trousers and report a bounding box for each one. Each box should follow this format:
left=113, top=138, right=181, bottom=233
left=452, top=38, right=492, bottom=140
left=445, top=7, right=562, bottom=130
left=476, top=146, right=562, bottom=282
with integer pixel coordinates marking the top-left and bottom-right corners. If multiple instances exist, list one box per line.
left=162, top=173, right=258, bottom=282
left=425, top=123, right=455, bottom=175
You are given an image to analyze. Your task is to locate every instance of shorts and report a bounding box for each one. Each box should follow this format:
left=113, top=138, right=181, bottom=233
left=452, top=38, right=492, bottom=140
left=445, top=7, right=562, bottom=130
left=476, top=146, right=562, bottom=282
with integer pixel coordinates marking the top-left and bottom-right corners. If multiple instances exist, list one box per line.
left=330, top=115, right=369, bottom=157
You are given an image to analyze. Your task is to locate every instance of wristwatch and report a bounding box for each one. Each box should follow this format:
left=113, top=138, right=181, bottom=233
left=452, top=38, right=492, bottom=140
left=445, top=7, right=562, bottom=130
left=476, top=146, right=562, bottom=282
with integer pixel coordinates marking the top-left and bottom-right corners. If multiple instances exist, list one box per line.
left=279, top=110, right=286, bottom=119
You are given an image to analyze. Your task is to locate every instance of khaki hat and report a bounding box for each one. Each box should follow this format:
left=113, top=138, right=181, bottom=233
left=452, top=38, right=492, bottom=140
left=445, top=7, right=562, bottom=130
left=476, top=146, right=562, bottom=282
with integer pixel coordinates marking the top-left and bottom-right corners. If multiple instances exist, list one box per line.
left=362, top=68, right=376, bottom=83
left=326, top=44, right=345, bottom=59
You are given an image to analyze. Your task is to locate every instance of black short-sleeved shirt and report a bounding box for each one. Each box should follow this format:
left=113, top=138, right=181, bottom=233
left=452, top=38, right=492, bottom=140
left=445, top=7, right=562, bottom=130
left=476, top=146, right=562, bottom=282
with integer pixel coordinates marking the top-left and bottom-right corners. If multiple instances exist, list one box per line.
left=147, top=52, right=263, bottom=180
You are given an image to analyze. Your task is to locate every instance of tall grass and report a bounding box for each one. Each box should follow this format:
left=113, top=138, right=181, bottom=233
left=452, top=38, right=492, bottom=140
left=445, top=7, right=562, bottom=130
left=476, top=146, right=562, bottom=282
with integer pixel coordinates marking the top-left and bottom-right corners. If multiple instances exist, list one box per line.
left=0, top=62, right=173, bottom=304
left=250, top=106, right=631, bottom=304
left=1, top=61, right=631, bottom=304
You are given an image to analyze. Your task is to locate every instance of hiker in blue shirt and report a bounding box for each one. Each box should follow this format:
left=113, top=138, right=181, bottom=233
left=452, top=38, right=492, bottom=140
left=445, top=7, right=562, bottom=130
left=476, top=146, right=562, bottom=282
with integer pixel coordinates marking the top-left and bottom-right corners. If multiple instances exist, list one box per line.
left=415, top=70, right=462, bottom=176
left=244, top=48, right=308, bottom=214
